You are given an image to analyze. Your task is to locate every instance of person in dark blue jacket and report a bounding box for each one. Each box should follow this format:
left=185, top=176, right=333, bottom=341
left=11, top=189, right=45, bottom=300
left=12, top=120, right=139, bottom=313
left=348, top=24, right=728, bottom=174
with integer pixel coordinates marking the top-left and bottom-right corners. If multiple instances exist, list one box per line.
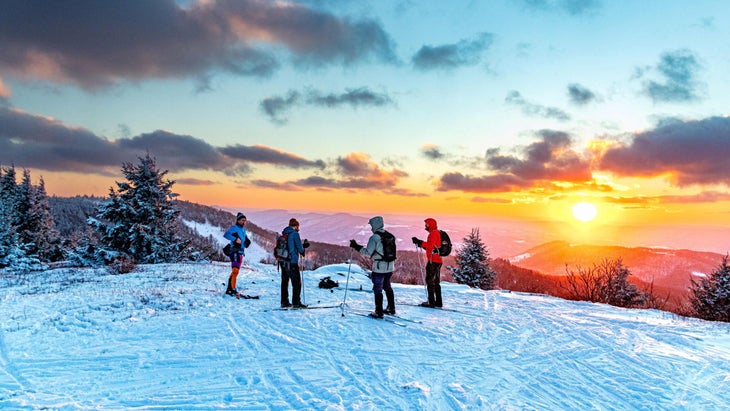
left=223, top=213, right=250, bottom=296
left=280, top=218, right=310, bottom=308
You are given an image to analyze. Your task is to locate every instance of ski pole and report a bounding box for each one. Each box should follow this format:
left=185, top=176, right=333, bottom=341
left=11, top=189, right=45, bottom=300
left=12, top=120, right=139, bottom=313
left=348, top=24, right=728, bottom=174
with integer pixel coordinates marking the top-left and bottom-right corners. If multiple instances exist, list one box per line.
left=341, top=248, right=354, bottom=317
left=300, top=257, right=305, bottom=305
left=416, top=245, right=427, bottom=294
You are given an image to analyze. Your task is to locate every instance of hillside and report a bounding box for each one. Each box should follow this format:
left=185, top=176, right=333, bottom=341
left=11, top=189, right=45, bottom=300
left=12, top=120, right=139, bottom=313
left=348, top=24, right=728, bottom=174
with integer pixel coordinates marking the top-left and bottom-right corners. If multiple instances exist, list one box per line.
left=510, top=240, right=725, bottom=294
left=2, top=256, right=729, bottom=409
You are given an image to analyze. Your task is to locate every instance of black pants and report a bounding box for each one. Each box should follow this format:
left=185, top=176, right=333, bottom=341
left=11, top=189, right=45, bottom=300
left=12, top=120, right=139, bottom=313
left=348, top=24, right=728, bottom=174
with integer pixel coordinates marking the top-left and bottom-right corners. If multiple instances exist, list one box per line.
left=280, top=262, right=302, bottom=306
left=425, top=262, right=442, bottom=307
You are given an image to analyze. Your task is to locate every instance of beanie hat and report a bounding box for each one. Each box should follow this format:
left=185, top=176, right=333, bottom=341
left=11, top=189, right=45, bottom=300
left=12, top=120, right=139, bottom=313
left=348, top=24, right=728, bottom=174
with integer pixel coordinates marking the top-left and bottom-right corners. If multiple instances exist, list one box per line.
left=289, top=218, right=300, bottom=227
left=236, top=212, right=246, bottom=221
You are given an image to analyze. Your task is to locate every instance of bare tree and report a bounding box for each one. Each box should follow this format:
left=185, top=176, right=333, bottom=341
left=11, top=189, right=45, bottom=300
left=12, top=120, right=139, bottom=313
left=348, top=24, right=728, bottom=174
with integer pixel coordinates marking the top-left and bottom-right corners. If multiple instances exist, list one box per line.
left=562, top=258, right=644, bottom=308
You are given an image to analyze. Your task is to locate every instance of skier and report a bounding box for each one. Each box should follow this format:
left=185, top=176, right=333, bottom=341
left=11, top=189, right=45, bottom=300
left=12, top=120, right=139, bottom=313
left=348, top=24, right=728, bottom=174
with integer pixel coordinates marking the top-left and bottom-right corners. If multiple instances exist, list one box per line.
left=223, top=212, right=251, bottom=296
left=350, top=216, right=396, bottom=318
left=412, top=218, right=443, bottom=308
left=280, top=218, right=310, bottom=308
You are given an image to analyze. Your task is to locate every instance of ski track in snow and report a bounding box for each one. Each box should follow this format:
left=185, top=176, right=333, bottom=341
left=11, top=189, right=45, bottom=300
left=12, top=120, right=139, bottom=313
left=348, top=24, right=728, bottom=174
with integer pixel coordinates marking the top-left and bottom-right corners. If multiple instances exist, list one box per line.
left=1, top=262, right=730, bottom=410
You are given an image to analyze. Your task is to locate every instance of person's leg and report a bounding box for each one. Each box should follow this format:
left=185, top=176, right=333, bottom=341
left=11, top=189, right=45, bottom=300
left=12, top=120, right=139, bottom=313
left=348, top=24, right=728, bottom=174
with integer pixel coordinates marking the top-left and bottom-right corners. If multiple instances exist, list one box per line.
left=280, top=262, right=291, bottom=306
left=383, top=273, right=395, bottom=314
left=227, top=254, right=241, bottom=295
left=422, top=262, right=437, bottom=307
left=433, top=263, right=443, bottom=307
left=290, top=264, right=303, bottom=306
left=371, top=273, right=385, bottom=317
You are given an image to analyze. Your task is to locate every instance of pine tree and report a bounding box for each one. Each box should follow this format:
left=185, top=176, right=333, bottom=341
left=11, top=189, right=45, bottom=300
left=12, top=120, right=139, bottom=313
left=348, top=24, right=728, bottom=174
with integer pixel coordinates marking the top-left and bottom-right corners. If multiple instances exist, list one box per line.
left=690, top=255, right=730, bottom=322
left=0, top=166, right=39, bottom=270
left=450, top=228, right=496, bottom=290
left=14, top=170, right=63, bottom=262
left=89, top=153, right=190, bottom=264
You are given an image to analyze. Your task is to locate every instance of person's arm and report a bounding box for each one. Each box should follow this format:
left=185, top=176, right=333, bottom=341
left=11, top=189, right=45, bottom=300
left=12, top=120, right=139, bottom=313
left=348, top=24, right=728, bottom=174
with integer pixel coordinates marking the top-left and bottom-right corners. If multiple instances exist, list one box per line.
left=422, top=230, right=439, bottom=254
left=223, top=226, right=238, bottom=243
left=292, top=232, right=305, bottom=255
left=359, top=235, right=379, bottom=258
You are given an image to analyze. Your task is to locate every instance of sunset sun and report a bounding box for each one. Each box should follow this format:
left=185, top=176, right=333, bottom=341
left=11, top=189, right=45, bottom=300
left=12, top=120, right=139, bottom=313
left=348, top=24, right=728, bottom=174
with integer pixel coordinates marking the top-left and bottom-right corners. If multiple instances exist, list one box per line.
left=572, top=202, right=598, bottom=223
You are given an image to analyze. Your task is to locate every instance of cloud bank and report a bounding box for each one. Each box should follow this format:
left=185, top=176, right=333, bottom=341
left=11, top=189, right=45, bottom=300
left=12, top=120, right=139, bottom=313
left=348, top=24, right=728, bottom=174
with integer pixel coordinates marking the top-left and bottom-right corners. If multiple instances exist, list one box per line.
left=0, top=0, right=397, bottom=88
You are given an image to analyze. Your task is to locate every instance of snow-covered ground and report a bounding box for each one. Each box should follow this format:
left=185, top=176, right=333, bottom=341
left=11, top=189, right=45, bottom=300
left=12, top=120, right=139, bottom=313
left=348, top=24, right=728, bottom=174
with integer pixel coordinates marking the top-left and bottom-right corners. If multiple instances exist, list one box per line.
left=2, top=256, right=730, bottom=409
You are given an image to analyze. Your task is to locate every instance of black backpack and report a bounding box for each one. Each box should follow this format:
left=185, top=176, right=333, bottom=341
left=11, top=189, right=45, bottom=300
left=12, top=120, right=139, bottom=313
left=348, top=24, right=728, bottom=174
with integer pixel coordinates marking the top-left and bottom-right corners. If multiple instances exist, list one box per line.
left=273, top=233, right=289, bottom=261
left=437, top=230, right=452, bottom=256
left=377, top=230, right=397, bottom=262
left=318, top=276, right=339, bottom=289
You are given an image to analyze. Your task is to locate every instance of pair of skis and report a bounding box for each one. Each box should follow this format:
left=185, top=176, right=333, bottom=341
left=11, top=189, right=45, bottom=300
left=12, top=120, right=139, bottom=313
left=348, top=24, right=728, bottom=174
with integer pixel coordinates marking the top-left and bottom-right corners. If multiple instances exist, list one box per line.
left=344, top=307, right=421, bottom=327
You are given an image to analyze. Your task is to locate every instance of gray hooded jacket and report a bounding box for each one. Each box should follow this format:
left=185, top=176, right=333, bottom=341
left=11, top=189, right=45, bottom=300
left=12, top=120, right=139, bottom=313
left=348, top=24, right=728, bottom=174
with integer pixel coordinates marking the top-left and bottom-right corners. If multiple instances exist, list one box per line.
left=358, top=216, right=395, bottom=274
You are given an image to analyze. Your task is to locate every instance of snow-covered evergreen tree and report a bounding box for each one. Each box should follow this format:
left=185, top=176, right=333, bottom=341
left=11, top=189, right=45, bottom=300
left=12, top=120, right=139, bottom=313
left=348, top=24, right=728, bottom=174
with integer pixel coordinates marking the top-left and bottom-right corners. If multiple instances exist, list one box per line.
left=0, top=166, right=40, bottom=270
left=450, top=228, right=496, bottom=290
left=690, top=255, right=730, bottom=322
left=14, top=171, right=63, bottom=262
left=89, top=153, right=190, bottom=264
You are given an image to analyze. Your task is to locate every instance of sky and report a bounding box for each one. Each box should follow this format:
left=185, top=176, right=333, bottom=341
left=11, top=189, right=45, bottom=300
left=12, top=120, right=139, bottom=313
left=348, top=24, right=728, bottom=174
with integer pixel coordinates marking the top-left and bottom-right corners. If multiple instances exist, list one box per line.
left=1, top=0, right=730, bottom=236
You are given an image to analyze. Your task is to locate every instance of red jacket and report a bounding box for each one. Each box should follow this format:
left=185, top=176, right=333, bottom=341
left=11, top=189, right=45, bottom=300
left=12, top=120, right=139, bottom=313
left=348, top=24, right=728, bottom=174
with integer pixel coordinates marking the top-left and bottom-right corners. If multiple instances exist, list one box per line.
left=419, top=218, right=443, bottom=264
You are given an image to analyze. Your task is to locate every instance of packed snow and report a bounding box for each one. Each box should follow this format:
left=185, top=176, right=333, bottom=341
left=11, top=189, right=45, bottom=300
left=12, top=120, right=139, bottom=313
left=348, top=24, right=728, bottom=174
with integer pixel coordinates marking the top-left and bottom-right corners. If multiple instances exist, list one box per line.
left=2, top=254, right=730, bottom=409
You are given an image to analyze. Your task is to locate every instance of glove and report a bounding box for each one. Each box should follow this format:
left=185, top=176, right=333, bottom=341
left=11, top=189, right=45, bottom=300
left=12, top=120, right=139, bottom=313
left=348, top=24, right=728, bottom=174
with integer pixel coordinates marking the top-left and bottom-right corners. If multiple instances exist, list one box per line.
left=244, top=237, right=251, bottom=248
left=303, top=239, right=310, bottom=249
left=412, top=237, right=423, bottom=247
left=349, top=239, right=363, bottom=251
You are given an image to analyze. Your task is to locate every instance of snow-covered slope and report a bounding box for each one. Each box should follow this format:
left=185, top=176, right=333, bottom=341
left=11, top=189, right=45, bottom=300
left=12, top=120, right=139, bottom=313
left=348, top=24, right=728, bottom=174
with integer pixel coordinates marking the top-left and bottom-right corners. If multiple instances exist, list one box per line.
left=2, top=258, right=730, bottom=409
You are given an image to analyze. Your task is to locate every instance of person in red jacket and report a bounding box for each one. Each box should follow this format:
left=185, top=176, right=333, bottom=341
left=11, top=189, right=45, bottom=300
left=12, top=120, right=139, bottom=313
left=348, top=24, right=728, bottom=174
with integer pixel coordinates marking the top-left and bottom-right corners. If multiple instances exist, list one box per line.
left=412, top=217, right=443, bottom=308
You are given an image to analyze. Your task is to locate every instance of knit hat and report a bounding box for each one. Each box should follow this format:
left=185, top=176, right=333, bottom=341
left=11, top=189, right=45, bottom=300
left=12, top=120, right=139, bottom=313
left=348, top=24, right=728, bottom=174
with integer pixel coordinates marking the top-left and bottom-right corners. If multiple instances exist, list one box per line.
left=236, top=212, right=246, bottom=221
left=289, top=218, right=300, bottom=227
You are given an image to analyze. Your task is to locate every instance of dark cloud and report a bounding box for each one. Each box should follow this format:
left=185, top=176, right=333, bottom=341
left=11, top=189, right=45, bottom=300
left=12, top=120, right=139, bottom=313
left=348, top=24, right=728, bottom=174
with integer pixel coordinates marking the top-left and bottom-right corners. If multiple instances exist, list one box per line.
left=0, top=103, right=322, bottom=175
left=0, top=0, right=397, bottom=88
left=639, top=49, right=703, bottom=103
left=437, top=172, right=523, bottom=192
left=421, top=144, right=446, bottom=160
left=515, top=0, right=601, bottom=16
left=436, top=130, right=592, bottom=192
left=567, top=83, right=597, bottom=105
left=486, top=130, right=591, bottom=182
left=306, top=88, right=394, bottom=108
left=0, top=105, right=125, bottom=172
left=260, top=92, right=302, bottom=125
left=250, top=152, right=409, bottom=193
left=505, top=91, right=571, bottom=121
left=219, top=144, right=326, bottom=169
left=412, top=32, right=494, bottom=71
left=598, top=116, right=730, bottom=186
left=260, top=87, right=394, bottom=123
left=119, top=130, right=227, bottom=171
left=420, top=144, right=483, bottom=168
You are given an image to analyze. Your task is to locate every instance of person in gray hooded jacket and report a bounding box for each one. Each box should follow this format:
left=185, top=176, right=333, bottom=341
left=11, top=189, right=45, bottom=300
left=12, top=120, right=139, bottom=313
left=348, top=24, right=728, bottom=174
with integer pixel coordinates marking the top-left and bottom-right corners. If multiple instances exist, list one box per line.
left=349, top=216, right=396, bottom=318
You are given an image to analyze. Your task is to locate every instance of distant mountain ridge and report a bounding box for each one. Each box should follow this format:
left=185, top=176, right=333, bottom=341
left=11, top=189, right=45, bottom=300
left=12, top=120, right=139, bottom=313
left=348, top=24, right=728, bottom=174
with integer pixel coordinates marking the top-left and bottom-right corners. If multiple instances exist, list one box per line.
left=510, top=240, right=725, bottom=293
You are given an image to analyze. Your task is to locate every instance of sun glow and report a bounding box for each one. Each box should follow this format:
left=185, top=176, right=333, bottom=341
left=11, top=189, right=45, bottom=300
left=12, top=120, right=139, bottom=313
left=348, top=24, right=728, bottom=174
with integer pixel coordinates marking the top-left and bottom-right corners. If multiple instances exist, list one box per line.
left=572, top=202, right=598, bottom=223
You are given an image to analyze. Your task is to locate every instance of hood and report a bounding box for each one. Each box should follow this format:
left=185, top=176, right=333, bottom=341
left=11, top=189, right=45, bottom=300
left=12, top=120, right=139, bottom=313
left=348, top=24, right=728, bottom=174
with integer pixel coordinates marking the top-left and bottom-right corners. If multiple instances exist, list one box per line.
left=368, top=216, right=384, bottom=232
left=282, top=226, right=296, bottom=235
left=425, top=218, right=438, bottom=231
